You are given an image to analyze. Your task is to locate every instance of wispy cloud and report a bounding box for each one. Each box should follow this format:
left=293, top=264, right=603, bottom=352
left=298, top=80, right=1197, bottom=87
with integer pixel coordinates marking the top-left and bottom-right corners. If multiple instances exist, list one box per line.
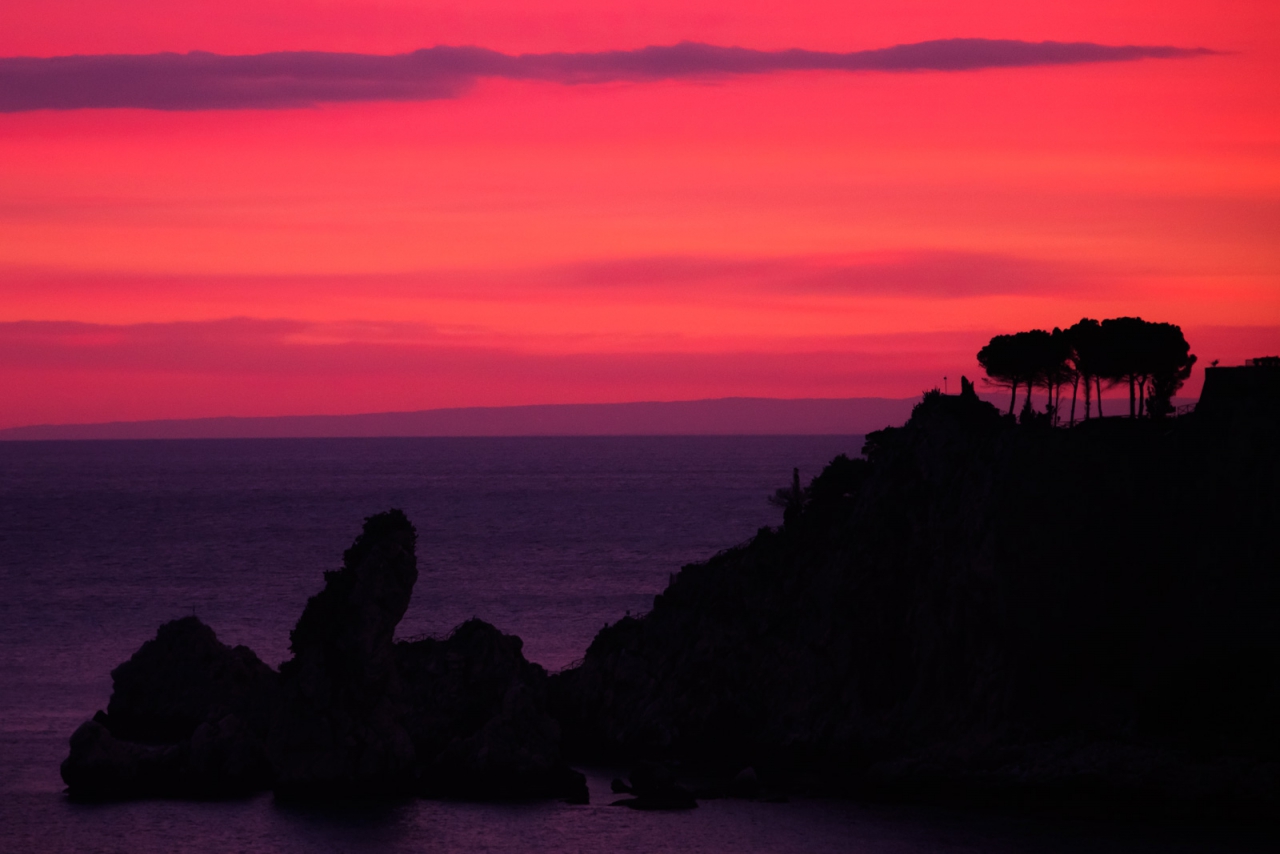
left=0, top=39, right=1214, bottom=112
left=538, top=251, right=1095, bottom=299
left=0, top=317, right=984, bottom=369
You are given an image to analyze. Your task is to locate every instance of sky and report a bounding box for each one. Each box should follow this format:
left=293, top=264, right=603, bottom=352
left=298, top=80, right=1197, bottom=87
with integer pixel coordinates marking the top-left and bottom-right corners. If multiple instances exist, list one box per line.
left=1, top=1, right=1277, bottom=428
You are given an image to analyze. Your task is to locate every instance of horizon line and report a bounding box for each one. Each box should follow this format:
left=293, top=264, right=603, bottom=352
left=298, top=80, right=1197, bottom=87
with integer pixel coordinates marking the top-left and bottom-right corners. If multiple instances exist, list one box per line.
left=0, top=392, right=1196, bottom=441
left=0, top=395, right=922, bottom=437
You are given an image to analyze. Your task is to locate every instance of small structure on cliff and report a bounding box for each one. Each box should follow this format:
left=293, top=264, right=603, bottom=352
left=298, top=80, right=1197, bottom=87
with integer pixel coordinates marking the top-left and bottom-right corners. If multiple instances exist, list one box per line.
left=1196, top=358, right=1280, bottom=419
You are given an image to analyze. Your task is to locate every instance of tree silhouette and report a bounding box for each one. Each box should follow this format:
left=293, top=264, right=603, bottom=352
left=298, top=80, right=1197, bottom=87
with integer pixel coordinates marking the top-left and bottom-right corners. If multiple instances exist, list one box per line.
left=1143, top=322, right=1197, bottom=418
left=1041, top=327, right=1074, bottom=424
left=978, top=330, right=1044, bottom=415
left=1097, top=317, right=1196, bottom=419
left=1066, top=318, right=1104, bottom=422
left=1099, top=317, right=1150, bottom=418
left=977, top=333, right=1028, bottom=415
left=978, top=329, right=1067, bottom=416
left=979, top=317, right=1195, bottom=423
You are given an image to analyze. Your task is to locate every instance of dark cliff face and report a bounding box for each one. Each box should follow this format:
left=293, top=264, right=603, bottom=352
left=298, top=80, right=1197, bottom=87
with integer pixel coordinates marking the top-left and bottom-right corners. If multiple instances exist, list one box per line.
left=553, top=387, right=1280, bottom=806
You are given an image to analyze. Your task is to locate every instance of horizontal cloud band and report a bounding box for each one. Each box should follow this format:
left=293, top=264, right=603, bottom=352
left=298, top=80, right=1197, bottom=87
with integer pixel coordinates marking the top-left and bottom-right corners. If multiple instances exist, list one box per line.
left=0, top=39, right=1213, bottom=111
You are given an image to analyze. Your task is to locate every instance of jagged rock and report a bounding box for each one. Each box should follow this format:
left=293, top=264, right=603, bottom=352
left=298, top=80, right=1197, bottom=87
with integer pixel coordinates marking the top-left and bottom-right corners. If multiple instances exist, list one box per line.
left=61, top=711, right=273, bottom=799
left=61, top=718, right=183, bottom=797
left=609, top=761, right=696, bottom=809
left=397, top=619, right=588, bottom=803
left=104, top=616, right=278, bottom=744
left=729, top=765, right=759, bottom=798
left=267, top=509, right=420, bottom=795
left=187, top=713, right=274, bottom=792
left=61, top=617, right=277, bottom=798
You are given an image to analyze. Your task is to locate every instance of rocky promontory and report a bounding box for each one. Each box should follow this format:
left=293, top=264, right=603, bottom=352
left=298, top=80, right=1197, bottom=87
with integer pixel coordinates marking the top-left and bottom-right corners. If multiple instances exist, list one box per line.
left=551, top=378, right=1280, bottom=815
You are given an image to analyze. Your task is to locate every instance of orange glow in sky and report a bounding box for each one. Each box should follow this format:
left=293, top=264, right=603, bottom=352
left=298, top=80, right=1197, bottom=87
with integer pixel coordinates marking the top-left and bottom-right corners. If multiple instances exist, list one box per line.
left=1, top=1, right=1277, bottom=427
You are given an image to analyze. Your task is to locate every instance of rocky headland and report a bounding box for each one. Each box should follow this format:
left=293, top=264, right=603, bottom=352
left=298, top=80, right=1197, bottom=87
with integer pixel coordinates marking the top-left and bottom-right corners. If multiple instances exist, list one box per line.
left=63, top=370, right=1279, bottom=816
left=552, top=377, right=1280, bottom=816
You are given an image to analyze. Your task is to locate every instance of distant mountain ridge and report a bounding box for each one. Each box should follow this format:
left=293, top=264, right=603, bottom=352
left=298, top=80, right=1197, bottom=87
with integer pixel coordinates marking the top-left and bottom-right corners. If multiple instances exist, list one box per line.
left=0, top=397, right=927, bottom=440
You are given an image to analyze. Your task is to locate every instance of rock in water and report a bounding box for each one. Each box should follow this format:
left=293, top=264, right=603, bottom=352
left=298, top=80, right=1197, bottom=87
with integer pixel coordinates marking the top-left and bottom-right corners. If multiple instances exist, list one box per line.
left=267, top=509, right=420, bottom=795
left=105, top=616, right=277, bottom=744
left=61, top=718, right=183, bottom=797
left=64, top=507, right=588, bottom=803
left=729, top=766, right=760, bottom=799
left=609, top=762, right=696, bottom=809
left=60, top=617, right=278, bottom=797
left=396, top=619, right=589, bottom=803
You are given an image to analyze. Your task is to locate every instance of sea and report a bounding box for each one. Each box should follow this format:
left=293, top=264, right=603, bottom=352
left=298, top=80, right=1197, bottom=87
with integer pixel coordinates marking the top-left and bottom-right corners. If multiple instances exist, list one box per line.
left=0, top=436, right=1269, bottom=853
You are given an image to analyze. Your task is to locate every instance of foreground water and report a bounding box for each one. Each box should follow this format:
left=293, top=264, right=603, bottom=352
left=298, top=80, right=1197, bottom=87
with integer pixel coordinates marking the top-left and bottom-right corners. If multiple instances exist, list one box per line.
left=0, top=436, right=1269, bottom=852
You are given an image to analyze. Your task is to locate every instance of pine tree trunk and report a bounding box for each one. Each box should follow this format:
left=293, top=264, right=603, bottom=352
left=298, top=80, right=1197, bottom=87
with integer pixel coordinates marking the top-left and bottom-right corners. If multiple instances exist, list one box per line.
left=1097, top=377, right=1104, bottom=417
left=1070, top=375, right=1079, bottom=426
left=1009, top=382, right=1018, bottom=415
left=1129, top=375, right=1136, bottom=418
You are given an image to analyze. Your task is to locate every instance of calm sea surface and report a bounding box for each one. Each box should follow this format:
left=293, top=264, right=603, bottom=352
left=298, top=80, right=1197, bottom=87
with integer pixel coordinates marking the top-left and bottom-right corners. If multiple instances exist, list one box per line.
left=0, top=436, right=1266, bottom=853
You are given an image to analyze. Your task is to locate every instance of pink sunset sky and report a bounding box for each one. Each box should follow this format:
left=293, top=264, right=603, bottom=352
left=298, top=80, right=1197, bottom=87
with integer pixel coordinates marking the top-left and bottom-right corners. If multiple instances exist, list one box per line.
left=1, top=1, right=1277, bottom=428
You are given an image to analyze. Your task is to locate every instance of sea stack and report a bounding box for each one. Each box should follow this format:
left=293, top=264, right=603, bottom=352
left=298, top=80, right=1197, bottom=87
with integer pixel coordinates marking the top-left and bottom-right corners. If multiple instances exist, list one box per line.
left=267, top=509, right=420, bottom=795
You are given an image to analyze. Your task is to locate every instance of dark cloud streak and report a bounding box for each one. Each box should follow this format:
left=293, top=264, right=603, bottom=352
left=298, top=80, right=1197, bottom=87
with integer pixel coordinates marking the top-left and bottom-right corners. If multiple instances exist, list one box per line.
left=542, top=251, right=1093, bottom=298
left=0, top=39, right=1214, bottom=112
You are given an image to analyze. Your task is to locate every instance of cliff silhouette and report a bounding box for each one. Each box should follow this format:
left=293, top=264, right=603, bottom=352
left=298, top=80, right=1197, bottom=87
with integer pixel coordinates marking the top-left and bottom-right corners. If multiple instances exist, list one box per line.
left=552, top=374, right=1280, bottom=813
left=61, top=366, right=1279, bottom=814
